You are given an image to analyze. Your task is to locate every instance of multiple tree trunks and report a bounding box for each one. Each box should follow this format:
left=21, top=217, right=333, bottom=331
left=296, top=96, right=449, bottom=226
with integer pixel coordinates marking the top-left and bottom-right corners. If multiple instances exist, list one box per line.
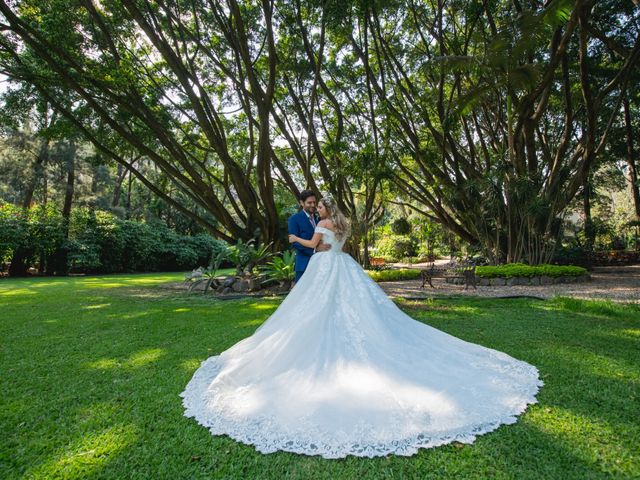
left=0, top=1, right=637, bottom=264
left=0, top=0, right=386, bottom=250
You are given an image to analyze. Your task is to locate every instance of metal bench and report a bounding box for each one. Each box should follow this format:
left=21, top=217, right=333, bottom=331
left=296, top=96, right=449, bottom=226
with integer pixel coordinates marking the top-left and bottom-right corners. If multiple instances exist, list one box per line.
left=420, top=260, right=477, bottom=290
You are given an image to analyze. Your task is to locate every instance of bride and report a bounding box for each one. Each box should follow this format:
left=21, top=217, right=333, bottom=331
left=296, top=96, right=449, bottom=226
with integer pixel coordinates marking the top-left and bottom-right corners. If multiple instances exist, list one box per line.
left=180, top=196, right=542, bottom=459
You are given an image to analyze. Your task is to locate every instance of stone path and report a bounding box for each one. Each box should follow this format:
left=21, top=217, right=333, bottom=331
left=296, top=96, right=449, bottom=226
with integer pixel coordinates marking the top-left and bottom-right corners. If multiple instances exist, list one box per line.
left=379, top=265, right=640, bottom=304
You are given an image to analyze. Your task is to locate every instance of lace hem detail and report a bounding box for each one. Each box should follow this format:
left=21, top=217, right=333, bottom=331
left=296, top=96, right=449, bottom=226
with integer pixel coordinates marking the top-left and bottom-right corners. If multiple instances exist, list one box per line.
left=180, top=355, right=543, bottom=459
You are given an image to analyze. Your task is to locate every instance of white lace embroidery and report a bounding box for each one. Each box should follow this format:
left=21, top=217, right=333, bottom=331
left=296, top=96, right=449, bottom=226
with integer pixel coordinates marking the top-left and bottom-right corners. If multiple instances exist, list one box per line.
left=180, top=228, right=543, bottom=458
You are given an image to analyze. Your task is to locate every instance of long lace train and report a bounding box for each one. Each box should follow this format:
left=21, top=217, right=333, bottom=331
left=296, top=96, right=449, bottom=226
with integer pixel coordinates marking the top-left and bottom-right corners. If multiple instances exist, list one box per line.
left=180, top=227, right=542, bottom=458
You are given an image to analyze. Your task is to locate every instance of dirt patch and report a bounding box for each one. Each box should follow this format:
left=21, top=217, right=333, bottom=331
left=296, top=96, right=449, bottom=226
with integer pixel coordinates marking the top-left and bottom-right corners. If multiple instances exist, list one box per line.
left=379, top=265, right=640, bottom=304
left=158, top=265, right=640, bottom=304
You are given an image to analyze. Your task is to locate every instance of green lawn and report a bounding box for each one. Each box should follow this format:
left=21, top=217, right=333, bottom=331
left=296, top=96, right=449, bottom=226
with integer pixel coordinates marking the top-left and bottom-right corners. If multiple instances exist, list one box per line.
left=1, top=273, right=638, bottom=479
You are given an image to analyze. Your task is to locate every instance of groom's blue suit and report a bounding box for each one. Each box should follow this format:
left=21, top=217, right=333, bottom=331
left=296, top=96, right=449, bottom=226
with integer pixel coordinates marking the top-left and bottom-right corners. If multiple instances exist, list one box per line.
left=288, top=210, right=319, bottom=282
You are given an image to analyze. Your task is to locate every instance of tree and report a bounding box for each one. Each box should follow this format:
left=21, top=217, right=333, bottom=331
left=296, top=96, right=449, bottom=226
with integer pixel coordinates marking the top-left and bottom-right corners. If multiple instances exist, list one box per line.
left=0, top=0, right=389, bottom=251
left=1, top=0, right=636, bottom=265
left=343, top=0, right=640, bottom=263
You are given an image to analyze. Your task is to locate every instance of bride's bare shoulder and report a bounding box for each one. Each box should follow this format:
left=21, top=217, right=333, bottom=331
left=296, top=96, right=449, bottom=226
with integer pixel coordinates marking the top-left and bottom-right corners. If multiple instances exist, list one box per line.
left=318, top=219, right=335, bottom=231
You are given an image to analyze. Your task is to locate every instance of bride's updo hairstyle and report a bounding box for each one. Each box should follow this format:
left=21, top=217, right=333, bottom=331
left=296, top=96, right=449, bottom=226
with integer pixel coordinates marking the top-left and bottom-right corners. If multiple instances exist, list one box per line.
left=319, top=195, right=350, bottom=241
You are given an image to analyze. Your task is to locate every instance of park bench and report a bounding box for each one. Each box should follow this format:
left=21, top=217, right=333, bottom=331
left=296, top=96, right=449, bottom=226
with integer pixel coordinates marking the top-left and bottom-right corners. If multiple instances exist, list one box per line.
left=420, top=259, right=477, bottom=290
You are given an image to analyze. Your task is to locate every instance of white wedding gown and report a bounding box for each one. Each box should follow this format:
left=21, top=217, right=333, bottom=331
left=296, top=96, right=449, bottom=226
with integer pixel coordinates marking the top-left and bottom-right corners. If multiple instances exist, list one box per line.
left=180, top=227, right=542, bottom=458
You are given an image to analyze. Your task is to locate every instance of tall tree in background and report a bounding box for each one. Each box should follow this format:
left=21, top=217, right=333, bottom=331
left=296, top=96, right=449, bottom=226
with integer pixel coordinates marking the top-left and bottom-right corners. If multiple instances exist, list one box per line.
left=624, top=96, right=640, bottom=221
left=0, top=86, right=62, bottom=275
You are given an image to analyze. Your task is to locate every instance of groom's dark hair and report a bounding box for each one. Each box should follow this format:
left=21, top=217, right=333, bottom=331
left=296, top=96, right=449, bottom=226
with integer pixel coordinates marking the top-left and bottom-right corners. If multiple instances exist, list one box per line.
left=299, top=190, right=316, bottom=202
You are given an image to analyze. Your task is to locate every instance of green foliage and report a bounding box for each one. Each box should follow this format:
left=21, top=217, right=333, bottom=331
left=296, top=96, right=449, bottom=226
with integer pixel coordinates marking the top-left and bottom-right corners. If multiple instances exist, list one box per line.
left=207, top=244, right=230, bottom=272
left=0, top=0, right=635, bottom=268
left=476, top=263, right=588, bottom=278
left=0, top=202, right=27, bottom=263
left=67, top=210, right=222, bottom=274
left=226, top=239, right=273, bottom=275
left=366, top=268, right=421, bottom=282
left=391, top=218, right=412, bottom=235
left=0, top=203, right=223, bottom=274
left=0, top=202, right=65, bottom=266
left=552, top=244, right=592, bottom=267
left=262, top=250, right=295, bottom=283
left=375, top=234, right=418, bottom=261
left=371, top=218, right=446, bottom=264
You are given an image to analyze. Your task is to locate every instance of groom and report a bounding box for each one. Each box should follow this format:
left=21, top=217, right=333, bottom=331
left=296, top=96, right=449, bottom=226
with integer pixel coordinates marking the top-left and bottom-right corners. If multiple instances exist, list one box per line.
left=288, top=190, right=330, bottom=283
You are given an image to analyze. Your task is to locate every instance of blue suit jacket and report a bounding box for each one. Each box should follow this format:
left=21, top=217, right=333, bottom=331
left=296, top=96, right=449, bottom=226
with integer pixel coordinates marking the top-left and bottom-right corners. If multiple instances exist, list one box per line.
left=288, top=210, right=319, bottom=273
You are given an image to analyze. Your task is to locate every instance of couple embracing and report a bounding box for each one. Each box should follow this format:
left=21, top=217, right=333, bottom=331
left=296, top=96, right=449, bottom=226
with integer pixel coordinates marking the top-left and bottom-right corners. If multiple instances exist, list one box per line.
left=287, top=189, right=344, bottom=283
left=180, top=188, right=542, bottom=459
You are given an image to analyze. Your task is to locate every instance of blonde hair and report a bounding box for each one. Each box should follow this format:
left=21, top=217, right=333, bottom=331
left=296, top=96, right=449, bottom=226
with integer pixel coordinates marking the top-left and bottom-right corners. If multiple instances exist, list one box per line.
left=319, top=196, right=350, bottom=241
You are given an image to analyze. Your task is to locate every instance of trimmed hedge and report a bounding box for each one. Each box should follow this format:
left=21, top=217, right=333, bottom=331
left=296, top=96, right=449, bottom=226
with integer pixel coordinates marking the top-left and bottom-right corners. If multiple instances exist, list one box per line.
left=366, top=268, right=421, bottom=282
left=476, top=263, right=587, bottom=279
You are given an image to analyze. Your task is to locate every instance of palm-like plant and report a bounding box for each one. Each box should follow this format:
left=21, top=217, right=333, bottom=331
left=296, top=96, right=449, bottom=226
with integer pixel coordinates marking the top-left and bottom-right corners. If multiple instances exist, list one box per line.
left=226, top=240, right=273, bottom=275
left=188, top=248, right=230, bottom=293
left=262, top=250, right=295, bottom=285
left=245, top=242, right=273, bottom=274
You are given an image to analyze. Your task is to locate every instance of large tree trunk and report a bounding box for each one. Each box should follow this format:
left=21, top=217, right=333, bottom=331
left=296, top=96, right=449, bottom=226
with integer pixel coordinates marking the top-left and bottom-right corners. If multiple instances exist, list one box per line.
left=624, top=97, right=640, bottom=220
left=8, top=249, right=31, bottom=277
left=583, top=178, right=595, bottom=251
left=48, top=140, right=76, bottom=275
left=126, top=169, right=133, bottom=219
left=112, top=163, right=126, bottom=208
left=21, top=137, right=49, bottom=208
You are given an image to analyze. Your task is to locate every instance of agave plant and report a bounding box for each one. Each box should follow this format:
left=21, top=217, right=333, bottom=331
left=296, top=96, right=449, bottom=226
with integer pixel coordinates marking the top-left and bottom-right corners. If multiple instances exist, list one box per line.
left=245, top=241, right=273, bottom=274
left=227, top=239, right=273, bottom=275
left=262, top=250, right=295, bottom=285
left=188, top=247, right=230, bottom=293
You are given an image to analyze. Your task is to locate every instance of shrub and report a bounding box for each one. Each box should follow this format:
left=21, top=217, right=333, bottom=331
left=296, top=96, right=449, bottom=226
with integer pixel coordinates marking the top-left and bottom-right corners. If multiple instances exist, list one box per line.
left=394, top=238, right=418, bottom=258
left=366, top=268, right=421, bottom=282
left=226, top=239, right=272, bottom=275
left=0, top=202, right=66, bottom=271
left=0, top=202, right=28, bottom=263
left=476, top=263, right=587, bottom=278
left=1, top=204, right=226, bottom=275
left=66, top=238, right=101, bottom=272
left=401, top=256, right=433, bottom=264
left=391, top=218, right=412, bottom=235
left=262, top=250, right=295, bottom=283
left=375, top=235, right=418, bottom=260
left=552, top=244, right=592, bottom=267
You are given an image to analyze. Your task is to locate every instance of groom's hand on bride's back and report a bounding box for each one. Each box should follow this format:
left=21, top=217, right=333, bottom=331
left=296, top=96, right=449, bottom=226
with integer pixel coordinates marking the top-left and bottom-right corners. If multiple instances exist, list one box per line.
left=316, top=243, right=331, bottom=252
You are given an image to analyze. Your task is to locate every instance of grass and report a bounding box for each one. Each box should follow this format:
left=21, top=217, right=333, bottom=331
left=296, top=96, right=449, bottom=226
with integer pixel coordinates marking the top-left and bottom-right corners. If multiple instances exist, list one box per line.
left=1, top=273, right=639, bottom=479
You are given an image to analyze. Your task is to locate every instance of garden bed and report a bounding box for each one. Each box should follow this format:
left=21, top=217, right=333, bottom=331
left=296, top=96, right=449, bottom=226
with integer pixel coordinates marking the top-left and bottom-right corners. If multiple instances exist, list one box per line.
left=162, top=278, right=290, bottom=297
left=446, top=263, right=591, bottom=286
left=448, top=274, right=591, bottom=286
left=168, top=268, right=423, bottom=297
